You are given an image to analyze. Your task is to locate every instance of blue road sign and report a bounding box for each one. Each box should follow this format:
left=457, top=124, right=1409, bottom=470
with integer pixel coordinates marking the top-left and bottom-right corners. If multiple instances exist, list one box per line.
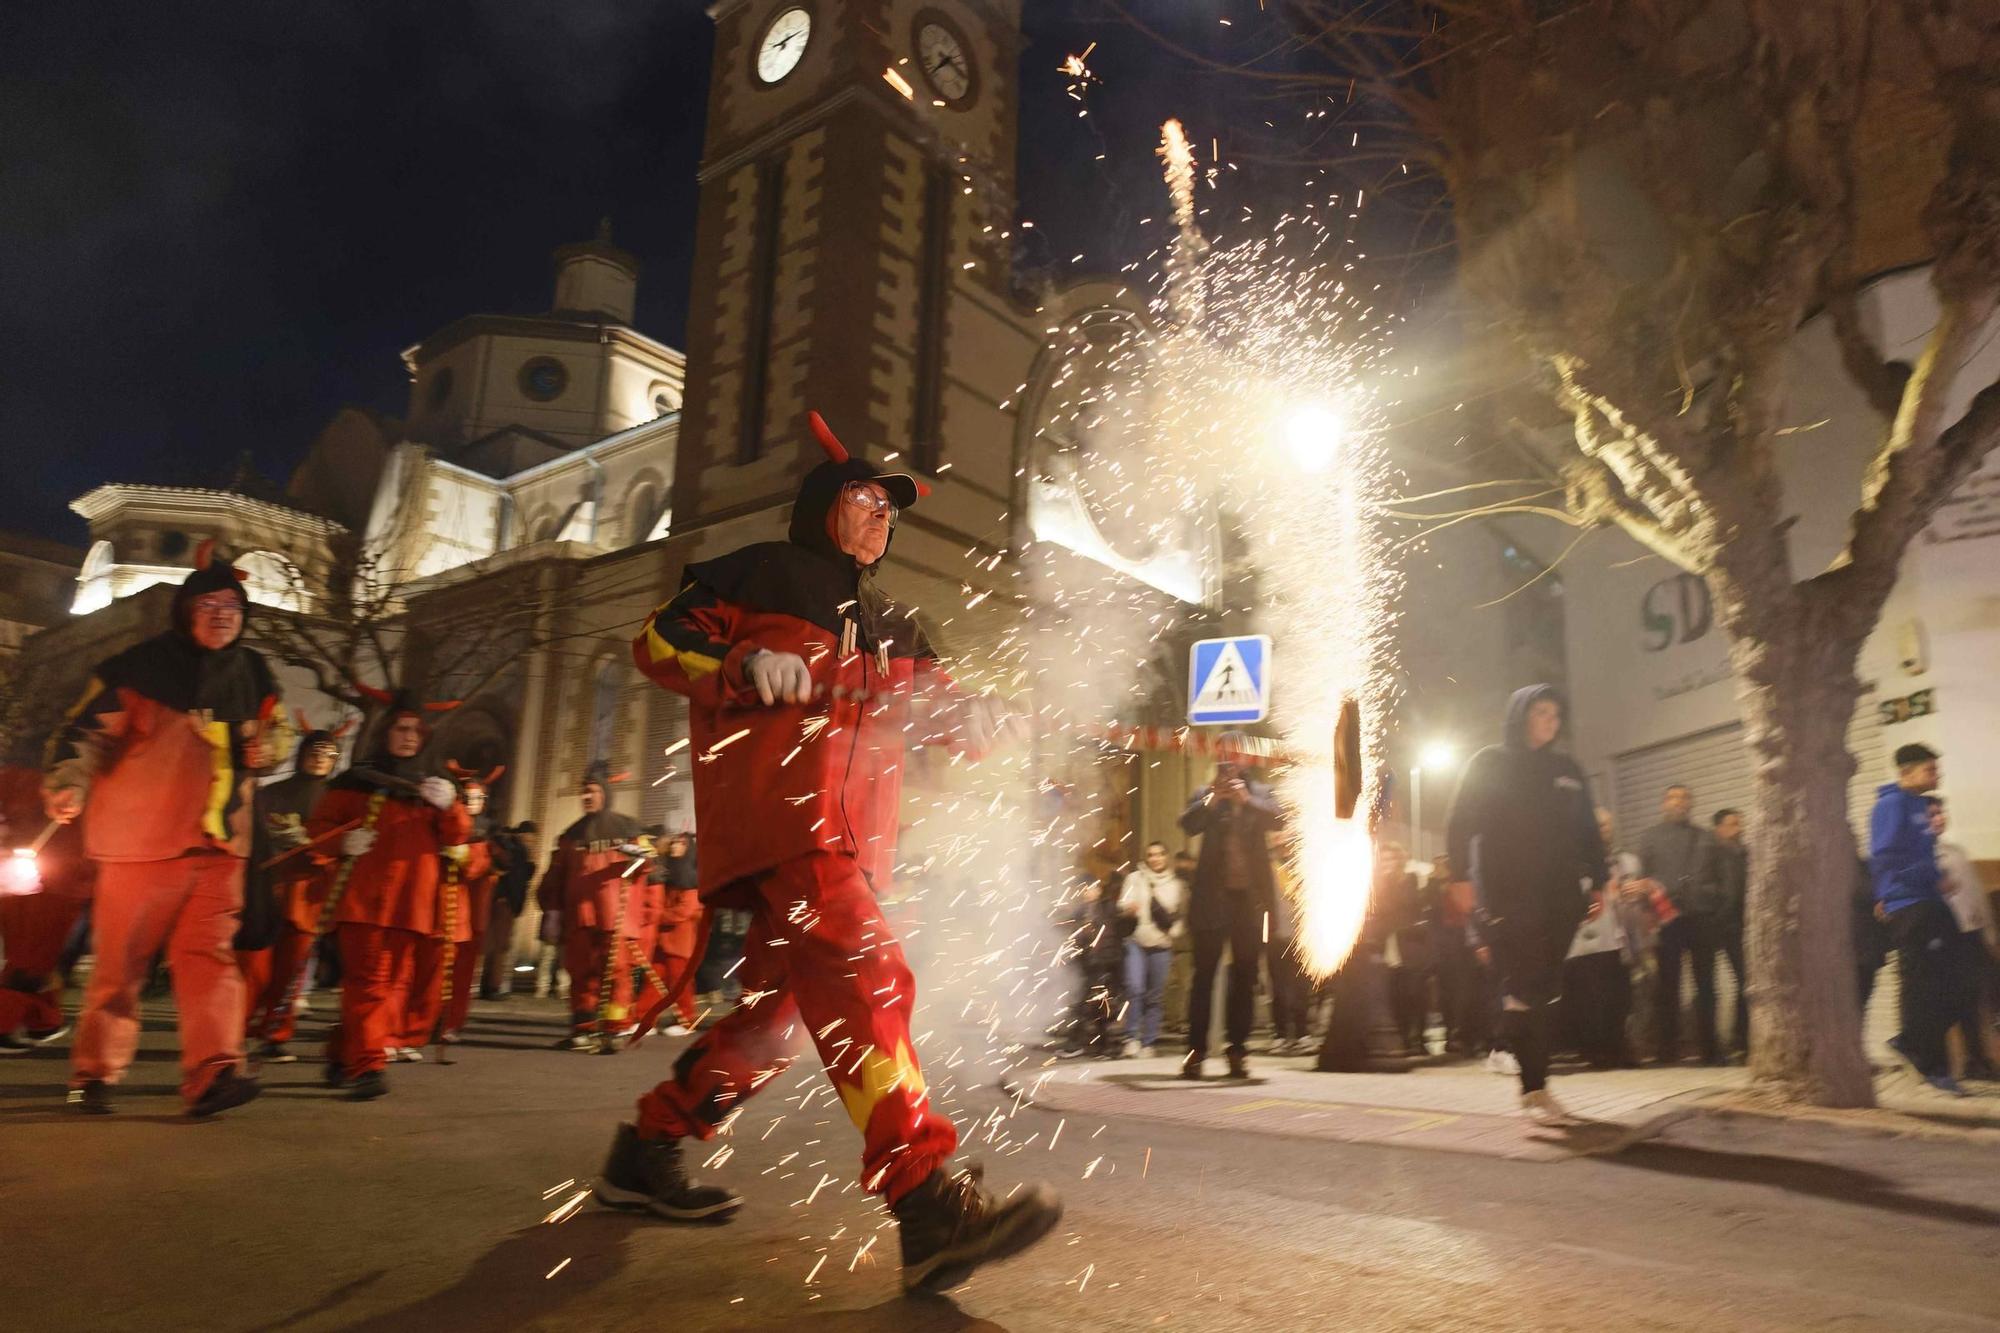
left=1188, top=635, right=1271, bottom=725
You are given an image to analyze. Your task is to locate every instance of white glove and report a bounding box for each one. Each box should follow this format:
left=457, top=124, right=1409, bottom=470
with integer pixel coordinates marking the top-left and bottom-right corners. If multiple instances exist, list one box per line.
left=341, top=828, right=378, bottom=858
left=745, top=649, right=814, bottom=706
left=418, top=776, right=456, bottom=811
left=959, top=694, right=1024, bottom=757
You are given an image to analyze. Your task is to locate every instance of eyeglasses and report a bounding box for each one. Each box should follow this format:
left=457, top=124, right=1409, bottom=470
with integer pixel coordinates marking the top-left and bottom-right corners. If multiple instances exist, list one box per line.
left=191, top=595, right=243, bottom=618
left=840, top=483, right=898, bottom=523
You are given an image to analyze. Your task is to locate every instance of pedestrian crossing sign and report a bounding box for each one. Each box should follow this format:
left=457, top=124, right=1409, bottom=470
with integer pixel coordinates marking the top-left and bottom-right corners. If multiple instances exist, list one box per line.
left=1188, top=635, right=1271, bottom=725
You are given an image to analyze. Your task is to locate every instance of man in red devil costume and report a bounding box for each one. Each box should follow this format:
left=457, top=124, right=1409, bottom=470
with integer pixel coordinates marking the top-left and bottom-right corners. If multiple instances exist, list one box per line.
left=435, top=768, right=501, bottom=1043
left=539, top=764, right=658, bottom=1052
left=0, top=766, right=94, bottom=1053
left=594, top=412, right=1060, bottom=1295
left=44, top=545, right=285, bottom=1116
left=238, top=724, right=342, bottom=1063
left=648, top=829, right=702, bottom=1034
left=310, top=692, right=469, bottom=1098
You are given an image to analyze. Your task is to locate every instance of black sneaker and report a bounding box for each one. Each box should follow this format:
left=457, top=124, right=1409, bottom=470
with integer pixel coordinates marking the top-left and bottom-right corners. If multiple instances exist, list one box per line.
left=594, top=1123, right=742, bottom=1221
left=26, top=1022, right=71, bottom=1046
left=66, top=1080, right=113, bottom=1114
left=1180, top=1050, right=1205, bottom=1081
left=254, top=1041, right=297, bottom=1064
left=0, top=1033, right=30, bottom=1056
left=323, top=1059, right=348, bottom=1090
left=1226, top=1048, right=1249, bottom=1080
left=892, top=1165, right=1062, bottom=1294
left=188, top=1069, right=261, bottom=1118
left=349, top=1070, right=389, bottom=1101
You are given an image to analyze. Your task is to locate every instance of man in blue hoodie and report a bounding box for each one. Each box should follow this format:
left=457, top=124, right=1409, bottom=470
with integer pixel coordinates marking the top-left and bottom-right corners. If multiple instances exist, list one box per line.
left=1869, top=742, right=1962, bottom=1096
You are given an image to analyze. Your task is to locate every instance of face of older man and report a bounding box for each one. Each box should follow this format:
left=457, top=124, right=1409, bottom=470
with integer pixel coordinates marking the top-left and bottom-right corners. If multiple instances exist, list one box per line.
left=834, top=481, right=894, bottom=566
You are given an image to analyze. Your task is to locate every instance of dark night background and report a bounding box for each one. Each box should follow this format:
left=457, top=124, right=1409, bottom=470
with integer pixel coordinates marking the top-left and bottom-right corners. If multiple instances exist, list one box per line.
left=0, top=1, right=1399, bottom=547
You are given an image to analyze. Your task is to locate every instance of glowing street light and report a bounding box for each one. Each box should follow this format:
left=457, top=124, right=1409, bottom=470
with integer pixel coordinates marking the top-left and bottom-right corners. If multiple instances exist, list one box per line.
left=1281, top=402, right=1346, bottom=474
left=1409, top=741, right=1459, bottom=864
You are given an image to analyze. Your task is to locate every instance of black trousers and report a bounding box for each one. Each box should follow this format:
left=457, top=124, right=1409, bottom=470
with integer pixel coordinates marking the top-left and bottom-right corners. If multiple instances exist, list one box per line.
left=1949, top=929, right=1994, bottom=1074
left=1490, top=912, right=1573, bottom=1095
left=1561, top=950, right=1632, bottom=1068
left=1654, top=913, right=1721, bottom=1061
left=1887, top=900, right=1958, bottom=1078
left=1187, top=892, right=1264, bottom=1057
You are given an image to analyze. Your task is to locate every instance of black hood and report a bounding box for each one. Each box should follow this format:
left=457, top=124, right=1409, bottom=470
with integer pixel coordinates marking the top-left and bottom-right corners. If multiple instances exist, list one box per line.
left=1503, top=683, right=1566, bottom=749
left=786, top=457, right=920, bottom=572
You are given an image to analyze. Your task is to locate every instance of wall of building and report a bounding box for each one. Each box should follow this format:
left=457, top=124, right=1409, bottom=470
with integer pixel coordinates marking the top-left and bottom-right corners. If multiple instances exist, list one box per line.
left=1560, top=266, right=2000, bottom=859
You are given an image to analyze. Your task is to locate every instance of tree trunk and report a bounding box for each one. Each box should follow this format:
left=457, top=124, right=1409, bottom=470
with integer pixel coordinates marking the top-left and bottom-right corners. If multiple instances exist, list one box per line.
left=1729, top=625, right=1876, bottom=1107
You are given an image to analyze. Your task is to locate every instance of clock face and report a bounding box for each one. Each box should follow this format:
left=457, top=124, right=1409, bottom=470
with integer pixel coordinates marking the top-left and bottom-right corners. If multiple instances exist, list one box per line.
left=756, top=7, right=811, bottom=84
left=916, top=20, right=972, bottom=103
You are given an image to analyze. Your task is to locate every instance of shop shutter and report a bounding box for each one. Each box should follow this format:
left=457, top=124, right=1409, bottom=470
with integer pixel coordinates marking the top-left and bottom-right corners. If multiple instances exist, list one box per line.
left=1609, top=690, right=1896, bottom=1054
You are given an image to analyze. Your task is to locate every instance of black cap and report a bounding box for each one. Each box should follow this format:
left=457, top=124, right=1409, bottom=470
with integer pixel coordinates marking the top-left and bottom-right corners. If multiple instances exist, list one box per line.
left=1894, top=742, right=1939, bottom=768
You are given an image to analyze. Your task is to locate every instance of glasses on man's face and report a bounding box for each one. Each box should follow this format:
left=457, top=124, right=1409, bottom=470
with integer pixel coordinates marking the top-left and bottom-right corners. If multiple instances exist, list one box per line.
left=191, top=596, right=243, bottom=619
left=840, top=483, right=898, bottom=523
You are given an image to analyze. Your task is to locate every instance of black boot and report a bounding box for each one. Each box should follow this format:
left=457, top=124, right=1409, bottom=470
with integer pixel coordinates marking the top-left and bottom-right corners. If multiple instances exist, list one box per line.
left=66, top=1079, right=113, bottom=1115
left=188, top=1068, right=261, bottom=1118
left=1225, top=1046, right=1249, bottom=1080
left=594, top=1123, right=741, bottom=1221
left=1180, top=1049, right=1206, bottom=1080
left=348, top=1070, right=389, bottom=1100
left=893, top=1164, right=1062, bottom=1294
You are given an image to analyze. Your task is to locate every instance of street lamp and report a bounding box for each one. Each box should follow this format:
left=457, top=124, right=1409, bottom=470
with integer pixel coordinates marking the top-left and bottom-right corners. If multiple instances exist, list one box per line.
left=1409, top=742, right=1457, bottom=863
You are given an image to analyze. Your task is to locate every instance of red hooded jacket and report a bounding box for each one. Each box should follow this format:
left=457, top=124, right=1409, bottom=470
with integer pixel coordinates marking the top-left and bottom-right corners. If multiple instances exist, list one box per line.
left=309, top=766, right=471, bottom=936
left=631, top=454, right=964, bottom=902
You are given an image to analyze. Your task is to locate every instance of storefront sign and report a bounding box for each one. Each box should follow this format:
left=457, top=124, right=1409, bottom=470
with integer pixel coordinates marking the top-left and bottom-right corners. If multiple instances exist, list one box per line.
left=1640, top=572, right=1713, bottom=652
left=1878, top=688, right=1936, bottom=725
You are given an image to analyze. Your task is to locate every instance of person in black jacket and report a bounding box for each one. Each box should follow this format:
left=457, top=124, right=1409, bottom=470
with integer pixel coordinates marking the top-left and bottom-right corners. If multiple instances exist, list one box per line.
left=1178, top=745, right=1283, bottom=1080
left=1445, top=684, right=1607, bottom=1125
left=481, top=821, right=538, bottom=999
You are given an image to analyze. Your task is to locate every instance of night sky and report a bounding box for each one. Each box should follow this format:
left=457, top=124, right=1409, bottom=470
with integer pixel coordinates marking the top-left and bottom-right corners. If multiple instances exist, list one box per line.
left=0, top=2, right=1395, bottom=548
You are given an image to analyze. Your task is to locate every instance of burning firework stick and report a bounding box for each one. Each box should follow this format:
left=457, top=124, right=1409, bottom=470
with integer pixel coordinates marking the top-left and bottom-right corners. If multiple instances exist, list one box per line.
left=1333, top=698, right=1362, bottom=821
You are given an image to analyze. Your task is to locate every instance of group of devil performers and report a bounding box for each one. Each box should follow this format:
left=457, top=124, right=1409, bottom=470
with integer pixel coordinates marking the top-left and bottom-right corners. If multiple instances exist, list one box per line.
left=3, top=411, right=1061, bottom=1292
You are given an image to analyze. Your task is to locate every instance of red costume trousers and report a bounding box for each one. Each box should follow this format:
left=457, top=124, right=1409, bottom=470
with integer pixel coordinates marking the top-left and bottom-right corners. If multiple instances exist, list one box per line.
left=565, top=928, right=638, bottom=1034
left=72, top=854, right=245, bottom=1105
left=635, top=852, right=957, bottom=1204
left=441, top=936, right=482, bottom=1034
left=649, top=948, right=698, bottom=1027
left=398, top=935, right=449, bottom=1047
left=237, top=923, right=314, bottom=1043
left=0, top=891, right=84, bottom=1035
left=335, top=923, right=420, bottom=1076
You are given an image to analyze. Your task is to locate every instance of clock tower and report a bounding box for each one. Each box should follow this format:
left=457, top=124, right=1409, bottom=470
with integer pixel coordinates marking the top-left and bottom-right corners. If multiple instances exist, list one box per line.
left=672, top=0, right=1038, bottom=581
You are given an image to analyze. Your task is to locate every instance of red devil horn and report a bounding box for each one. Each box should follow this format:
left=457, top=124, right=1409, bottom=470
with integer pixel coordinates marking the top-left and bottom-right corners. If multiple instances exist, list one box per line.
left=445, top=760, right=474, bottom=780
left=293, top=707, right=310, bottom=732
left=608, top=770, right=631, bottom=784
left=351, top=680, right=394, bottom=706
left=915, top=479, right=933, bottom=498
left=423, top=699, right=463, bottom=713
left=807, top=411, right=849, bottom=463
left=484, top=765, right=507, bottom=785
left=193, top=537, right=216, bottom=569
left=332, top=718, right=356, bottom=739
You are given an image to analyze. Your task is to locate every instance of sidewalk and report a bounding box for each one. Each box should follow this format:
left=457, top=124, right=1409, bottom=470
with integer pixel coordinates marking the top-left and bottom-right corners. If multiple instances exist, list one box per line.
left=1018, top=1049, right=2000, bottom=1162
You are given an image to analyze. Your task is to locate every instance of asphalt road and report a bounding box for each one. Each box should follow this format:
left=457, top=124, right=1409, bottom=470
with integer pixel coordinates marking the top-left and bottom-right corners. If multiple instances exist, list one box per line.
left=4, top=997, right=1997, bottom=1333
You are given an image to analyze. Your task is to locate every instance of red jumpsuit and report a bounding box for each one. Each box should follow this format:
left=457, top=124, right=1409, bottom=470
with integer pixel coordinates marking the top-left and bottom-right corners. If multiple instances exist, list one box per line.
left=0, top=768, right=93, bottom=1037
left=625, top=506, right=970, bottom=1204
left=310, top=772, right=469, bottom=1076
left=539, top=817, right=660, bottom=1036
left=649, top=878, right=702, bottom=1028
left=438, top=835, right=495, bottom=1037
left=238, top=770, right=331, bottom=1045
left=45, top=612, right=285, bottom=1108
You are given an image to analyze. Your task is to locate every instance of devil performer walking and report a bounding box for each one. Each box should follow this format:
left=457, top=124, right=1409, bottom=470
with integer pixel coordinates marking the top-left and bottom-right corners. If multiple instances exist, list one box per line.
left=594, top=412, right=1061, bottom=1293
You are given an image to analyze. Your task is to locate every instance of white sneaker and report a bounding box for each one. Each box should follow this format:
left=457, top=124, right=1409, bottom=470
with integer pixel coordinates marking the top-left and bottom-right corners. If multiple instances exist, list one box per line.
left=1520, top=1089, right=1572, bottom=1127
left=400, top=1046, right=425, bottom=1063
left=1485, top=1049, right=1520, bottom=1077
left=440, top=1031, right=462, bottom=1045
left=658, top=1023, right=691, bottom=1038
left=1122, top=1039, right=1141, bottom=1058
left=1141, top=1045, right=1158, bottom=1059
